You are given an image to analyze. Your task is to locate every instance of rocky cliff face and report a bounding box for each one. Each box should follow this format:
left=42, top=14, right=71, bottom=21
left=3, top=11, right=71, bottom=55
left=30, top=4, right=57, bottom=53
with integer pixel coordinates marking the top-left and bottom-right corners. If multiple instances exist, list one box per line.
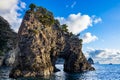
left=0, top=16, right=17, bottom=66
left=9, top=5, right=94, bottom=78
left=10, top=7, right=66, bottom=78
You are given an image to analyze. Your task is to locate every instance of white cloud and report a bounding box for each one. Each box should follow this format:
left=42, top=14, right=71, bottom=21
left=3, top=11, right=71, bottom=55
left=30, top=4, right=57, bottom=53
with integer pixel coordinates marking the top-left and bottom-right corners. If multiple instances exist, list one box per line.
left=66, top=1, right=76, bottom=8
left=94, top=18, right=102, bottom=24
left=20, top=1, right=26, bottom=9
left=56, top=13, right=102, bottom=35
left=71, top=1, right=76, bottom=8
left=82, top=32, right=98, bottom=44
left=85, top=48, right=120, bottom=64
left=0, top=0, right=26, bottom=32
left=92, top=15, right=102, bottom=24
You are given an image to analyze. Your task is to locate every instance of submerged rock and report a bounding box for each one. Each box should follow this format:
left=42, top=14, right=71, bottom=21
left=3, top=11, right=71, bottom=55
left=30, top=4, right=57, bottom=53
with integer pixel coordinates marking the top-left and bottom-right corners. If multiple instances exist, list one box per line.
left=9, top=4, right=94, bottom=78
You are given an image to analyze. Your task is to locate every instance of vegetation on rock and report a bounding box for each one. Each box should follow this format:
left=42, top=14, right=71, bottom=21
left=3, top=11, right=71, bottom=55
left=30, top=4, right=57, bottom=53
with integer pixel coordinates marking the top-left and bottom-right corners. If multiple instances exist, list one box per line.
left=61, top=24, right=68, bottom=32
left=29, top=3, right=36, bottom=11
left=79, top=39, right=83, bottom=44
left=28, top=29, right=39, bottom=34
left=28, top=4, right=55, bottom=26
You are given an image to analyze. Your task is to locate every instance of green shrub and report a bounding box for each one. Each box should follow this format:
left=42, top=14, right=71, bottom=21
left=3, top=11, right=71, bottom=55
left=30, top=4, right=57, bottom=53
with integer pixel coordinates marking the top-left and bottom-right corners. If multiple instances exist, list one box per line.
left=36, top=6, right=47, bottom=14
left=69, top=32, right=74, bottom=36
left=54, top=19, right=60, bottom=26
left=79, top=39, right=83, bottom=43
left=28, top=29, right=39, bottom=34
left=35, top=6, right=55, bottom=26
left=61, top=24, right=68, bottom=32
left=38, top=14, right=54, bottom=26
left=29, top=3, right=36, bottom=11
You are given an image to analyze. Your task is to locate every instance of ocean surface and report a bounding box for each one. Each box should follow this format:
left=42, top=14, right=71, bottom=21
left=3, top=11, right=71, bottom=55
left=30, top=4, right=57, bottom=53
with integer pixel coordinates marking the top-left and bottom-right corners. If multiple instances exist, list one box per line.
left=0, top=64, right=120, bottom=80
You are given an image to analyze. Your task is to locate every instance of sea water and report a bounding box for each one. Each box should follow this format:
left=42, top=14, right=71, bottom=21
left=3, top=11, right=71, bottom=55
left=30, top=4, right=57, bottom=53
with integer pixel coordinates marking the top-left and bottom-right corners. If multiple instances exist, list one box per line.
left=0, top=64, right=120, bottom=80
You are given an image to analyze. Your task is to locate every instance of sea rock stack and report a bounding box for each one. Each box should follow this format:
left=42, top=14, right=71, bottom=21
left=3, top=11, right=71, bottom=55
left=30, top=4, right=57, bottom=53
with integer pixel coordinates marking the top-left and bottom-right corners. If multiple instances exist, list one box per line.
left=9, top=4, right=94, bottom=78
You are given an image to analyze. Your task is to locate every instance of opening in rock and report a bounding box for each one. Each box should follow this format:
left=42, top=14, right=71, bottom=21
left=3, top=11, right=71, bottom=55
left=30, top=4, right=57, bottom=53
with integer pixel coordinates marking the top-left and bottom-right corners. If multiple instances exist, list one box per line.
left=55, top=58, right=64, bottom=71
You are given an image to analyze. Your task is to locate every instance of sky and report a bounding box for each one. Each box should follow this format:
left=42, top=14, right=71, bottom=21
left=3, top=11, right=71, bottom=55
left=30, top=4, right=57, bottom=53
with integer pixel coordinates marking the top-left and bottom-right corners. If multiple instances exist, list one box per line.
left=0, top=0, right=120, bottom=64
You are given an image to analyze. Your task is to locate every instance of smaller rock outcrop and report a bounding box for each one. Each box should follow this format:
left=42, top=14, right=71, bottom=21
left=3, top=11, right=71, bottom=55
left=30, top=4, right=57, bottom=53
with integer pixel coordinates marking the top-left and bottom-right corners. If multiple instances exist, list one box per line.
left=88, top=58, right=94, bottom=64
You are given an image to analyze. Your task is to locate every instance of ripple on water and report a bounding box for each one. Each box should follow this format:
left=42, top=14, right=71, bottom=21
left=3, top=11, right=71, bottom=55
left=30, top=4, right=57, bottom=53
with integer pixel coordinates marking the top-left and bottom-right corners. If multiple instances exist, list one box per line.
left=0, top=64, right=120, bottom=80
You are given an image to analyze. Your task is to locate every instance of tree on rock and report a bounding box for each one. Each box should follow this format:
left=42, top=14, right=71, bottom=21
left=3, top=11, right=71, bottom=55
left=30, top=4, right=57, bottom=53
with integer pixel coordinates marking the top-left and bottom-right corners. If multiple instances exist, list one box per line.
left=61, top=24, right=68, bottom=32
left=29, top=3, right=36, bottom=11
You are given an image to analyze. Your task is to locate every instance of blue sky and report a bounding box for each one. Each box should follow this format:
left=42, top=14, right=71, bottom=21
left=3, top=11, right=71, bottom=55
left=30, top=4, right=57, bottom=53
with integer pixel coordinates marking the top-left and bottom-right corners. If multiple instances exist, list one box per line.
left=22, top=0, right=120, bottom=49
left=0, top=0, right=120, bottom=64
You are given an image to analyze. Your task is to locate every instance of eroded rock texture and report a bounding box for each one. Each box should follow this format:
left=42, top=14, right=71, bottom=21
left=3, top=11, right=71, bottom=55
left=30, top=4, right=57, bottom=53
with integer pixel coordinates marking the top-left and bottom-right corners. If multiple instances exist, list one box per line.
left=0, top=16, right=17, bottom=66
left=9, top=7, right=66, bottom=78
left=62, top=37, right=95, bottom=72
left=9, top=5, right=94, bottom=78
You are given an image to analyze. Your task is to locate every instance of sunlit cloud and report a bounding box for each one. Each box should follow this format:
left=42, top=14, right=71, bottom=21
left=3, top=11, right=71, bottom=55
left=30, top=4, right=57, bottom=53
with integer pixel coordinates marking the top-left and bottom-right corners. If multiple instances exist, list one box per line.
left=56, top=13, right=102, bottom=35
left=94, top=18, right=102, bottom=24
left=82, top=32, right=98, bottom=44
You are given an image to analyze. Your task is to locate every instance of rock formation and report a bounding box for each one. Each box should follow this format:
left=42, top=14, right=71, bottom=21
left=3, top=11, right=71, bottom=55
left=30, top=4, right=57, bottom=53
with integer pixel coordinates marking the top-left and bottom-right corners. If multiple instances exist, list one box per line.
left=9, top=6, right=66, bottom=78
left=62, top=37, right=94, bottom=72
left=9, top=4, right=94, bottom=78
left=88, top=58, right=94, bottom=64
left=0, top=16, right=17, bottom=66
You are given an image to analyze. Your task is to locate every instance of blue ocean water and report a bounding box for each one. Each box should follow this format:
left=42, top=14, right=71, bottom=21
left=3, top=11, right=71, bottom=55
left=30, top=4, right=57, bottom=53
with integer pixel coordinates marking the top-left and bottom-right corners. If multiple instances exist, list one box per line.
left=0, top=64, right=120, bottom=80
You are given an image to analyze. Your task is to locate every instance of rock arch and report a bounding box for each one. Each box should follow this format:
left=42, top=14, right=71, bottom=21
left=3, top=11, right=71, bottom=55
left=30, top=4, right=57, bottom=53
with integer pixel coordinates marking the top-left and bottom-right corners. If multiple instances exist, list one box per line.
left=9, top=6, right=94, bottom=78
